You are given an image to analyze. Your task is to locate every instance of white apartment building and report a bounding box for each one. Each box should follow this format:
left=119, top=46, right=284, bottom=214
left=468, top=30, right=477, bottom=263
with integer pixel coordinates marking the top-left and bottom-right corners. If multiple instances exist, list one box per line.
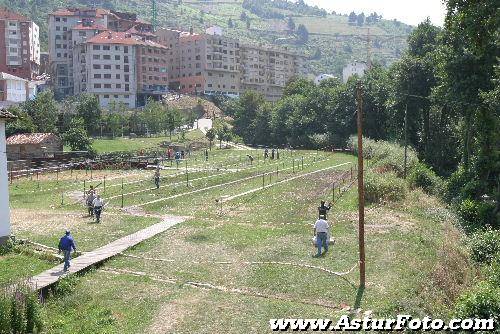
left=0, top=72, right=27, bottom=102
left=77, top=31, right=138, bottom=108
left=342, top=61, right=368, bottom=83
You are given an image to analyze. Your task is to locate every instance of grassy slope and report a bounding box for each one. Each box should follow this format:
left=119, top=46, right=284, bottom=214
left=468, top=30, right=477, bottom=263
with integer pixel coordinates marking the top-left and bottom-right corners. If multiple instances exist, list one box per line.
left=5, top=148, right=472, bottom=332
left=0, top=0, right=411, bottom=76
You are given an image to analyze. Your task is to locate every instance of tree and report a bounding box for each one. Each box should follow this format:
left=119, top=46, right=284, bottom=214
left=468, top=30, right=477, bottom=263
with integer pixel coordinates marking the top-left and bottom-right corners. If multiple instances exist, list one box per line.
left=5, top=105, right=36, bottom=137
left=205, top=128, right=216, bottom=150
left=213, top=119, right=232, bottom=149
left=296, top=24, right=309, bottom=44
left=141, top=98, right=163, bottom=135
left=287, top=16, right=295, bottom=31
left=348, top=11, right=357, bottom=24
left=231, top=90, right=265, bottom=143
left=76, top=94, right=101, bottom=135
left=356, top=12, right=365, bottom=26
left=22, top=90, right=58, bottom=133
left=164, top=107, right=182, bottom=139
left=240, top=11, right=248, bottom=21
left=62, top=117, right=94, bottom=154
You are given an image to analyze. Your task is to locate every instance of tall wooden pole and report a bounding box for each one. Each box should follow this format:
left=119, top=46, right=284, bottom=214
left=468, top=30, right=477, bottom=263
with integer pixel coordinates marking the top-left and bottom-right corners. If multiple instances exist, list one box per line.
left=404, top=85, right=409, bottom=179
left=356, top=82, right=366, bottom=288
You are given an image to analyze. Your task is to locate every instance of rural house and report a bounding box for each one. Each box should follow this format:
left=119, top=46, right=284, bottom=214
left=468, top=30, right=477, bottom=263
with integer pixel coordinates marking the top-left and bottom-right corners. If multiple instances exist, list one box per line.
left=6, top=133, right=62, bottom=160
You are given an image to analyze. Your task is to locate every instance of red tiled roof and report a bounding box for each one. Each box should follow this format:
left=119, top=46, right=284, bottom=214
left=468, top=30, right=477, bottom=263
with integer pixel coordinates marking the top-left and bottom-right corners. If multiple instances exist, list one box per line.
left=6, top=133, right=59, bottom=145
left=126, top=26, right=156, bottom=37
left=0, top=8, right=30, bottom=21
left=0, top=108, right=16, bottom=120
left=86, top=31, right=167, bottom=49
left=51, top=8, right=109, bottom=18
left=72, top=23, right=107, bottom=30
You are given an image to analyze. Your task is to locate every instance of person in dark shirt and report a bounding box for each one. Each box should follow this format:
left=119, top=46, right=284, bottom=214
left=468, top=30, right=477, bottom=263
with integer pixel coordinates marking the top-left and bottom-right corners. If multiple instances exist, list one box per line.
left=58, top=230, right=77, bottom=272
left=318, top=201, right=332, bottom=219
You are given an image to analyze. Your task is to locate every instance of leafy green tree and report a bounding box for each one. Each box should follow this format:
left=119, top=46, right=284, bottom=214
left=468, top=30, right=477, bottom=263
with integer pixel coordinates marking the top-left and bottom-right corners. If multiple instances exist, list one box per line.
left=287, top=16, right=296, bottom=31
left=5, top=105, right=36, bottom=137
left=205, top=128, right=216, bottom=150
left=232, top=90, right=266, bottom=143
left=252, top=103, right=272, bottom=145
left=164, top=107, right=182, bottom=139
left=22, top=90, right=58, bottom=133
left=213, top=119, right=232, bottom=149
left=141, top=98, right=164, bottom=135
left=76, top=94, right=101, bottom=135
left=296, top=24, right=309, bottom=44
left=62, top=117, right=94, bottom=153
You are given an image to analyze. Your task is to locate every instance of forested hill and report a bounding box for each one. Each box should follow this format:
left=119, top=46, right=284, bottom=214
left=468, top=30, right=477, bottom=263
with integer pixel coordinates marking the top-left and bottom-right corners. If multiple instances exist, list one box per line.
left=0, top=0, right=413, bottom=76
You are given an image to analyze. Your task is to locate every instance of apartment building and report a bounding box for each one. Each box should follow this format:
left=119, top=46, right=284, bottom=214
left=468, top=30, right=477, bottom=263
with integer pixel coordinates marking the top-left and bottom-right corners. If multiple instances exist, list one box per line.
left=0, top=9, right=40, bottom=80
left=157, top=28, right=240, bottom=97
left=75, top=31, right=168, bottom=108
left=49, top=8, right=153, bottom=98
left=240, top=44, right=306, bottom=101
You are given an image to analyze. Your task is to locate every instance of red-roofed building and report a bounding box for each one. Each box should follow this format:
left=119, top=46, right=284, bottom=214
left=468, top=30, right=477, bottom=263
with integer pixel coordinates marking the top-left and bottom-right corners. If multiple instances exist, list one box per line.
left=74, top=31, right=169, bottom=108
left=0, top=8, right=40, bottom=80
left=6, top=133, right=62, bottom=160
left=49, top=8, right=154, bottom=99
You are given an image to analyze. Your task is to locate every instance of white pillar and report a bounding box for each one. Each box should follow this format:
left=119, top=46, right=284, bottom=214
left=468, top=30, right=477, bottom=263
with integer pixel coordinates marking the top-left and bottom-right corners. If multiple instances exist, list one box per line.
left=0, top=120, right=10, bottom=242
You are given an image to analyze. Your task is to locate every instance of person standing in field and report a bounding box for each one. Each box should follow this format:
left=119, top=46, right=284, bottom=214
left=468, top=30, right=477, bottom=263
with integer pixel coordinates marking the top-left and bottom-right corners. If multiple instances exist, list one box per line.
left=92, top=194, right=105, bottom=223
left=313, top=215, right=330, bottom=257
left=318, top=200, right=332, bottom=219
left=205, top=149, right=209, bottom=161
left=86, top=186, right=96, bottom=217
left=154, top=168, right=161, bottom=189
left=58, top=230, right=77, bottom=272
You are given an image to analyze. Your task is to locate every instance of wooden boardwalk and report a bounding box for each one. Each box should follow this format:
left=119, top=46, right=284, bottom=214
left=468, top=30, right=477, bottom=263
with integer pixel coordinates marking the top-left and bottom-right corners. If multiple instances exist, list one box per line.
left=27, top=216, right=186, bottom=291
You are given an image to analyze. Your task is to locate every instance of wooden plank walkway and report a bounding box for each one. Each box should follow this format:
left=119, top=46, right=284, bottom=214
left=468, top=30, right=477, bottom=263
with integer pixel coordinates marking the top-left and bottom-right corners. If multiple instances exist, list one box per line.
left=27, top=216, right=186, bottom=291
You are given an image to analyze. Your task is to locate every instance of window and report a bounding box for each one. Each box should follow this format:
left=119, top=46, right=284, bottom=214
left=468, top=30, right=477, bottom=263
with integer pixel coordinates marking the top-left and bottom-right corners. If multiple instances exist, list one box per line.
left=124, top=65, right=129, bottom=72
left=104, top=84, right=111, bottom=88
left=124, top=75, right=129, bottom=82
left=94, top=83, right=101, bottom=88
left=124, top=46, right=128, bottom=53
left=55, top=17, right=60, bottom=22
left=103, top=55, right=111, bottom=60
left=208, top=84, right=212, bottom=87
left=93, top=45, right=100, bottom=50
left=115, top=46, right=120, bottom=51
left=93, top=55, right=100, bottom=60
left=56, top=26, right=60, bottom=31
left=94, top=74, right=101, bottom=78
left=104, top=65, right=111, bottom=69
left=103, top=94, right=109, bottom=98
left=124, top=56, right=129, bottom=63
left=116, top=74, right=121, bottom=79
left=114, top=55, right=120, bottom=60
left=79, top=31, right=86, bottom=36
left=93, top=64, right=101, bottom=69
left=104, top=74, right=111, bottom=79
left=116, top=84, right=121, bottom=88
left=103, top=45, right=110, bottom=51
left=116, top=65, right=121, bottom=70
left=125, top=84, right=129, bottom=91
left=114, top=95, right=119, bottom=98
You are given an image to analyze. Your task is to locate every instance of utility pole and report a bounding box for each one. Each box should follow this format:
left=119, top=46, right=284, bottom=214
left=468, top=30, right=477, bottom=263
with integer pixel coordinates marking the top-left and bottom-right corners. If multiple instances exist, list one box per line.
left=404, top=84, right=409, bottom=179
left=356, top=81, right=366, bottom=288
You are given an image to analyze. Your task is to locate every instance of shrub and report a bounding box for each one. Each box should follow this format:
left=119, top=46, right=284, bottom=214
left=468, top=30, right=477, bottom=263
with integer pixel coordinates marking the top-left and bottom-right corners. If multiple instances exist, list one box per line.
left=454, top=281, right=500, bottom=325
left=408, top=163, right=443, bottom=195
left=348, top=136, right=419, bottom=177
left=0, top=238, right=15, bottom=256
left=364, top=171, right=408, bottom=204
left=457, top=199, right=495, bottom=231
left=468, top=228, right=500, bottom=264
left=0, top=285, right=44, bottom=333
left=51, top=275, right=78, bottom=297
left=486, top=255, right=500, bottom=286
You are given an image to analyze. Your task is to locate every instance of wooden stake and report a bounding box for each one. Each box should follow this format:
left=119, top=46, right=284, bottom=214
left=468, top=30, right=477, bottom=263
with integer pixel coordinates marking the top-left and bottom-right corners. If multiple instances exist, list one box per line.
left=357, top=82, right=366, bottom=288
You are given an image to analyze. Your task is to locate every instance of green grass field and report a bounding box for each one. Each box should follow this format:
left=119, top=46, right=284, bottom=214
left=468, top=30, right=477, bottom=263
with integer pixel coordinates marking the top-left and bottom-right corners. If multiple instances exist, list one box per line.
left=3, top=145, right=468, bottom=333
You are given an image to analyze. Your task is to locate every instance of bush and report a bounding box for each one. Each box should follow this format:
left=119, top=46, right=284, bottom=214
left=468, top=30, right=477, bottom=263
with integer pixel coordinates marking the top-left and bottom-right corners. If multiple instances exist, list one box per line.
left=364, top=171, right=408, bottom=204
left=0, top=285, right=44, bottom=333
left=486, top=255, right=500, bottom=286
left=348, top=136, right=419, bottom=177
left=468, top=228, right=500, bottom=264
left=408, top=163, right=443, bottom=195
left=454, top=281, right=500, bottom=325
left=0, top=238, right=15, bottom=256
left=457, top=199, right=495, bottom=231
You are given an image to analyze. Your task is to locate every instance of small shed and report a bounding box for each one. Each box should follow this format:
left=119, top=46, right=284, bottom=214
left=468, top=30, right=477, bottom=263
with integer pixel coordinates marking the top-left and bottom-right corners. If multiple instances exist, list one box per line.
left=6, top=133, right=62, bottom=160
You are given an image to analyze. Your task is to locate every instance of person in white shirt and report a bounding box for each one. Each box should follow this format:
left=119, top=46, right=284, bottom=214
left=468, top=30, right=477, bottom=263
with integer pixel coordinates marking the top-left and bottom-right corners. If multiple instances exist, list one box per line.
left=313, top=215, right=330, bottom=257
left=92, top=195, right=105, bottom=223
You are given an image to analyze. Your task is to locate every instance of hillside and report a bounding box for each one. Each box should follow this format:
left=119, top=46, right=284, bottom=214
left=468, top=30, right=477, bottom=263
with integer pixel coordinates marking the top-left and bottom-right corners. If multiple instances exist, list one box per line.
left=0, top=0, right=412, bottom=76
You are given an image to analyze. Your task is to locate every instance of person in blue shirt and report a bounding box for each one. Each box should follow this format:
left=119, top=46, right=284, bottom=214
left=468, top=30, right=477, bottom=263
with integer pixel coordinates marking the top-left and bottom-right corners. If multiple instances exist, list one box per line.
left=58, top=230, right=77, bottom=272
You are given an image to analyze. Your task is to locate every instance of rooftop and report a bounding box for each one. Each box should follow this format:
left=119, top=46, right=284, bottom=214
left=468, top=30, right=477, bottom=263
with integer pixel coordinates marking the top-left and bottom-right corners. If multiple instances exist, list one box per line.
left=6, top=133, right=59, bottom=145
left=0, top=72, right=27, bottom=82
left=0, top=108, right=16, bottom=120
left=51, top=8, right=109, bottom=18
left=0, top=8, right=30, bottom=21
left=87, top=31, right=167, bottom=49
left=72, top=23, right=107, bottom=31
